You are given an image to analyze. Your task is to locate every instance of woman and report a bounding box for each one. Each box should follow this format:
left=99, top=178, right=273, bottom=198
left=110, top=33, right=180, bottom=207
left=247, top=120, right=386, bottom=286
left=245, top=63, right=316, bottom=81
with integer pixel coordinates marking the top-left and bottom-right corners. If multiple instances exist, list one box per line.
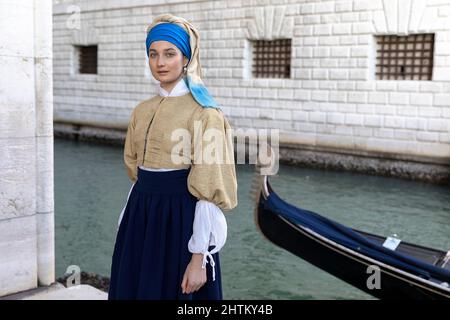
left=108, top=14, right=238, bottom=300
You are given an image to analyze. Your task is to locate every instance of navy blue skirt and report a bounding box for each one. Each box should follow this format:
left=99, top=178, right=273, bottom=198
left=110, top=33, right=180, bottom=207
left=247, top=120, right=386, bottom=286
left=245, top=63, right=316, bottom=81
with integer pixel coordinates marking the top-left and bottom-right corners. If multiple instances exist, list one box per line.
left=108, top=167, right=222, bottom=300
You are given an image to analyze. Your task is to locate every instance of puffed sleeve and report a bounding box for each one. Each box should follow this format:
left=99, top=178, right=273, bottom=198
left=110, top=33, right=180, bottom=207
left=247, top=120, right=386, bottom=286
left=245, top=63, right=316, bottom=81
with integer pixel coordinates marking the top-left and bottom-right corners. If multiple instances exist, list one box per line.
left=124, top=108, right=138, bottom=183
left=187, top=108, right=238, bottom=211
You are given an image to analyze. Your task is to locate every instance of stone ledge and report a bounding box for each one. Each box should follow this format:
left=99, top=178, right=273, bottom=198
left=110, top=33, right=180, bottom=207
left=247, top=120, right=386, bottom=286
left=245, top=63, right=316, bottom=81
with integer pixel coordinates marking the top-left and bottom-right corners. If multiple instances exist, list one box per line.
left=0, top=283, right=107, bottom=300
left=53, top=122, right=450, bottom=185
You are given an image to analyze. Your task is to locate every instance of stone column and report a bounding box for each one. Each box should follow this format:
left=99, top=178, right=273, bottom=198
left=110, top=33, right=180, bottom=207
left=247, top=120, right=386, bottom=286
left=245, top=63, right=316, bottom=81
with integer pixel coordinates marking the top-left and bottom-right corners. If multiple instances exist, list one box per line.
left=0, top=0, right=54, bottom=297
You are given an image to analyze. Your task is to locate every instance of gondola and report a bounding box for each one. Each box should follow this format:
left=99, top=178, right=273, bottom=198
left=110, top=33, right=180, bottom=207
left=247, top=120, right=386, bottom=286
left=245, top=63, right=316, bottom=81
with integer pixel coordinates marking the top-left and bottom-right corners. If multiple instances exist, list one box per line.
left=251, top=162, right=450, bottom=300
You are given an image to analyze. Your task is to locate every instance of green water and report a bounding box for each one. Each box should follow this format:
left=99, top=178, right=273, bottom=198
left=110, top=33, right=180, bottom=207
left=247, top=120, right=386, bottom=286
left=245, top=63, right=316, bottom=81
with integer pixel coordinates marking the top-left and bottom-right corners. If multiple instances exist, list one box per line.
left=54, top=138, right=450, bottom=299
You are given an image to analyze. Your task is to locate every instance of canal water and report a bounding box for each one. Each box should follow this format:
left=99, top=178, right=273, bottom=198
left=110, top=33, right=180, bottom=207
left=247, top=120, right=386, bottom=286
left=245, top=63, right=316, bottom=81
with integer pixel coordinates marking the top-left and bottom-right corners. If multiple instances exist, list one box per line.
left=54, top=138, right=450, bottom=299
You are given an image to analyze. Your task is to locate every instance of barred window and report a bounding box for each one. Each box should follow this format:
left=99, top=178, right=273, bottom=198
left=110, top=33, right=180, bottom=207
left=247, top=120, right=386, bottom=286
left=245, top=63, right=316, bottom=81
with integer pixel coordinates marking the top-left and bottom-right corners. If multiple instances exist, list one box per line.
left=375, top=34, right=434, bottom=80
left=252, top=39, right=291, bottom=78
left=76, top=45, right=98, bottom=74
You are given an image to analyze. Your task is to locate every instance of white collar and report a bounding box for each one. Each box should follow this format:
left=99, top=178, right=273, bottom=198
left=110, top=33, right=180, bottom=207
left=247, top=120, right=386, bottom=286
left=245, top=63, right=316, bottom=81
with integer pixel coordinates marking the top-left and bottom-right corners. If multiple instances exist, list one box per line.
left=158, top=78, right=190, bottom=97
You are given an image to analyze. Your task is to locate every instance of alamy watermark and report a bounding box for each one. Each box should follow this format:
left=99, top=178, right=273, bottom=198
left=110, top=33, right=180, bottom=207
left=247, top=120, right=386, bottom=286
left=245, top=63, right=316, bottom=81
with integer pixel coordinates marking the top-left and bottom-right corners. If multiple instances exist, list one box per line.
left=169, top=122, right=279, bottom=175
left=366, top=265, right=381, bottom=290
left=65, top=265, right=81, bottom=288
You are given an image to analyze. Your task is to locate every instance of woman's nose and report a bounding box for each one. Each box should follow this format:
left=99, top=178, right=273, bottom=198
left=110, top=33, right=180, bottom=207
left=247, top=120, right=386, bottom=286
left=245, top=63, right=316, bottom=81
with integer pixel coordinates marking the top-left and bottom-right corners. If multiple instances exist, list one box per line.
left=156, top=57, right=165, bottom=67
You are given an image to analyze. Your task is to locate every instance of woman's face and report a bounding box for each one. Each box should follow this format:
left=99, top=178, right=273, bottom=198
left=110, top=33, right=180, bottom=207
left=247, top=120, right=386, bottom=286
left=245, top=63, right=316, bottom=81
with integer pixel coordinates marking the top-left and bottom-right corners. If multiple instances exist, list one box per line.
left=148, top=40, right=188, bottom=87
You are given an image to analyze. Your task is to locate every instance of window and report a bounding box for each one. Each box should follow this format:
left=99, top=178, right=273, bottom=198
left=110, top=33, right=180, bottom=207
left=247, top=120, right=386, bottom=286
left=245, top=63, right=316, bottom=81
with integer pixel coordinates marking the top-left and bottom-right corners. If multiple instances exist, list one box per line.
left=75, top=45, right=98, bottom=74
left=375, top=34, right=434, bottom=80
left=252, top=39, right=291, bottom=78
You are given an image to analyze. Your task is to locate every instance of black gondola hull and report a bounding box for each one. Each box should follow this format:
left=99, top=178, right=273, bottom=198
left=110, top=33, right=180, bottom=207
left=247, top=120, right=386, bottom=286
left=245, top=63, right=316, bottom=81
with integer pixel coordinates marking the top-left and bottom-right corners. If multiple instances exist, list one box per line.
left=256, top=194, right=450, bottom=300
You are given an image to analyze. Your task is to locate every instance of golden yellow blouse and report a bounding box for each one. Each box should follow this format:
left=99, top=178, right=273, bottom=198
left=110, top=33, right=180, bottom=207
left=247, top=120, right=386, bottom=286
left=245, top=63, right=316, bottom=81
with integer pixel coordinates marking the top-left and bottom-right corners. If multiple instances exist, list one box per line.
left=124, top=92, right=238, bottom=211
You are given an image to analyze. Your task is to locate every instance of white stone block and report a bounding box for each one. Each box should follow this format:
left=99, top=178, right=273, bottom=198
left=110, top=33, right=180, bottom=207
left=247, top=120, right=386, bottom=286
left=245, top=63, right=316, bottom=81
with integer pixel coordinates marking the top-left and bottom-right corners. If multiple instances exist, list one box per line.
left=394, top=130, right=416, bottom=141
left=341, top=12, right=360, bottom=22
left=293, top=90, right=311, bottom=101
left=275, top=110, right=292, bottom=121
left=0, top=215, right=38, bottom=297
left=292, top=111, right=308, bottom=121
left=368, top=92, right=387, bottom=104
left=278, top=89, right=294, bottom=100
left=309, top=111, right=326, bottom=123
left=389, top=92, right=409, bottom=105
left=34, top=0, right=53, bottom=59
left=418, top=107, right=442, bottom=117
left=326, top=112, right=345, bottom=124
left=336, top=1, right=353, bottom=12
left=417, top=132, right=439, bottom=142
left=332, top=24, right=352, bottom=35
left=330, top=47, right=349, bottom=57
left=383, top=0, right=398, bottom=33
left=396, top=106, right=418, bottom=116
left=409, top=0, right=427, bottom=33
left=364, top=115, right=382, bottom=127
left=312, top=69, right=328, bottom=80
left=351, top=46, right=369, bottom=57
left=0, top=1, right=34, bottom=57
left=434, top=94, right=450, bottom=106
left=434, top=67, right=450, bottom=81
left=373, top=10, right=387, bottom=33
left=384, top=116, right=405, bottom=128
left=335, top=125, right=353, bottom=135
left=345, top=114, right=364, bottom=125
left=376, top=81, right=397, bottom=91
left=405, top=118, right=427, bottom=130
left=355, top=127, right=373, bottom=137
left=36, top=212, right=54, bottom=286
left=329, top=91, right=347, bottom=102
left=36, top=136, right=54, bottom=214
left=398, top=0, right=412, bottom=34
left=329, top=70, right=348, bottom=80
left=428, top=119, right=449, bottom=132
left=352, top=22, right=374, bottom=34
left=314, top=25, right=332, bottom=36
left=349, top=69, right=368, bottom=80
left=0, top=138, right=37, bottom=220
left=301, top=3, right=314, bottom=14
left=353, top=0, right=370, bottom=11
left=311, top=90, right=329, bottom=101
left=417, top=142, right=450, bottom=158
left=316, top=133, right=354, bottom=149
left=374, top=128, right=394, bottom=139
left=410, top=93, right=433, bottom=106
left=315, top=2, right=335, bottom=14
left=397, top=82, right=419, bottom=92
left=348, top=92, right=367, bottom=103
left=35, top=58, right=54, bottom=137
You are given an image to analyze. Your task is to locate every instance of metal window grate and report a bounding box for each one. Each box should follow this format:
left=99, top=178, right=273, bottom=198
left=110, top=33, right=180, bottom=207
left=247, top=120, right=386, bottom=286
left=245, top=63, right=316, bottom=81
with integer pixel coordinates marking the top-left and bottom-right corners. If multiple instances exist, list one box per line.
left=252, top=39, right=291, bottom=78
left=78, top=45, right=98, bottom=74
left=375, top=34, right=434, bottom=80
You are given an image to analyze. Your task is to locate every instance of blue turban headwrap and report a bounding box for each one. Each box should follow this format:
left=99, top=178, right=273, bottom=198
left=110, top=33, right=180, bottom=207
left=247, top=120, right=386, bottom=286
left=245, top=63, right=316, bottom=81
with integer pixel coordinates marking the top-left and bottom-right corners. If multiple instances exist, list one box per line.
left=146, top=23, right=191, bottom=59
left=146, top=21, right=219, bottom=109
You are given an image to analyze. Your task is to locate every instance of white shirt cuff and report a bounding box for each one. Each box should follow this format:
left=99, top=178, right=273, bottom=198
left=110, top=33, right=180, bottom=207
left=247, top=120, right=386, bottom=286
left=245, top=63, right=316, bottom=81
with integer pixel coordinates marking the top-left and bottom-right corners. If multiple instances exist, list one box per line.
left=188, top=200, right=227, bottom=281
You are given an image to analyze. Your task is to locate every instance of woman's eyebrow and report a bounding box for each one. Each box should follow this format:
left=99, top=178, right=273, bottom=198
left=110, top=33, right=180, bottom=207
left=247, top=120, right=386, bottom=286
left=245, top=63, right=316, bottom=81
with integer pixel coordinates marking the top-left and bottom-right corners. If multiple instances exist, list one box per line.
left=149, top=48, right=176, bottom=52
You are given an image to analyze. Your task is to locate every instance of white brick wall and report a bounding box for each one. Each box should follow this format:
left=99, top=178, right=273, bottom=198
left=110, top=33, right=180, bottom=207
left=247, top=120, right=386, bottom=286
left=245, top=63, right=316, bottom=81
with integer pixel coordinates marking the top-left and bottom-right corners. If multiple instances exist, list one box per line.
left=53, top=0, right=450, bottom=163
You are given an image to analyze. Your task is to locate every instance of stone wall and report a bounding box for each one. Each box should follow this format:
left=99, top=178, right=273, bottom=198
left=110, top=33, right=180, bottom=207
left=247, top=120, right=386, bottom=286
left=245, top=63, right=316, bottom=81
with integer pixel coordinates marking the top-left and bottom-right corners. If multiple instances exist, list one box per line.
left=0, top=0, right=55, bottom=297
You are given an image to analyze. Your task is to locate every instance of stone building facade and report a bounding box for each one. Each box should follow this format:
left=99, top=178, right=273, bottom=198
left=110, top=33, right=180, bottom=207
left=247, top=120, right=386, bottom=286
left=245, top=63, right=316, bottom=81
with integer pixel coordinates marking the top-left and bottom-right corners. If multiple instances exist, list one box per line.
left=52, top=0, right=450, bottom=182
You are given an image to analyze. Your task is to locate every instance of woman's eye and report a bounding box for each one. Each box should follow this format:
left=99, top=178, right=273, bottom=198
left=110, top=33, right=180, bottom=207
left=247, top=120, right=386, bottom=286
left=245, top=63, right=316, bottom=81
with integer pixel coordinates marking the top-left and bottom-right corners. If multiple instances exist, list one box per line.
left=166, top=53, right=174, bottom=57
left=150, top=54, right=157, bottom=58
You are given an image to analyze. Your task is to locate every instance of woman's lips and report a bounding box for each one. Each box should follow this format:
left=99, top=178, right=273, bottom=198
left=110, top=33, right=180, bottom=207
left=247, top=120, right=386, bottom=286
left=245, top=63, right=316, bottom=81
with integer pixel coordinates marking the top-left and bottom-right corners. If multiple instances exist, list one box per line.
left=158, top=71, right=169, bottom=74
